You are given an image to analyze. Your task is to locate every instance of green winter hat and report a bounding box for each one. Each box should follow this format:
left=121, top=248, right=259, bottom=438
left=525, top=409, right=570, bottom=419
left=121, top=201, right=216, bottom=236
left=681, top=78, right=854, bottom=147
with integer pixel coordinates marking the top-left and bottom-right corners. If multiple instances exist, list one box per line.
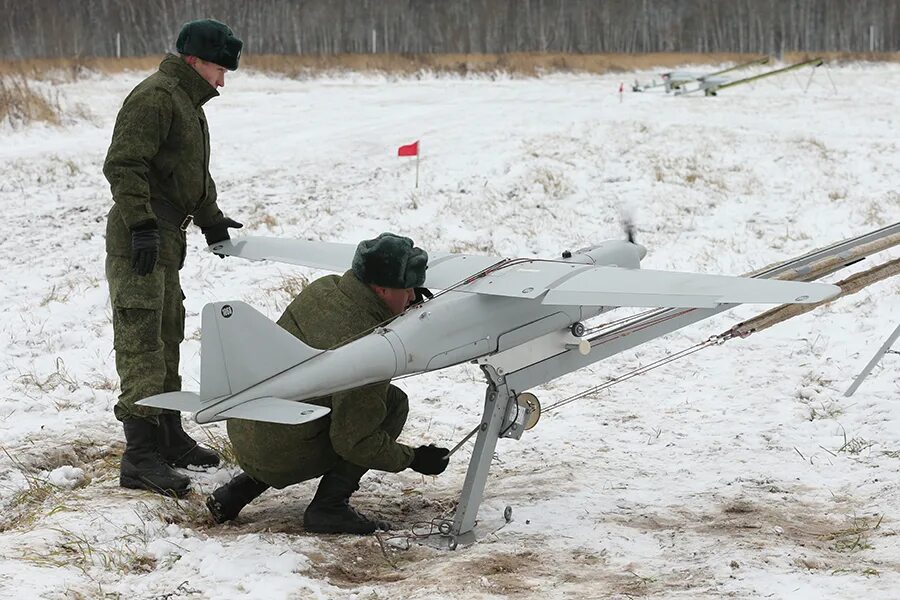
left=176, top=19, right=243, bottom=71
left=352, top=233, right=428, bottom=289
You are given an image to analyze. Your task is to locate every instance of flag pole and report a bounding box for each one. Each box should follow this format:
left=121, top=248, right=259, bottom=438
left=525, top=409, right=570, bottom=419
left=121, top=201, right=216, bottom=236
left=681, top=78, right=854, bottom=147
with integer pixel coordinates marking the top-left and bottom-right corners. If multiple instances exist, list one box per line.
left=415, top=142, right=420, bottom=188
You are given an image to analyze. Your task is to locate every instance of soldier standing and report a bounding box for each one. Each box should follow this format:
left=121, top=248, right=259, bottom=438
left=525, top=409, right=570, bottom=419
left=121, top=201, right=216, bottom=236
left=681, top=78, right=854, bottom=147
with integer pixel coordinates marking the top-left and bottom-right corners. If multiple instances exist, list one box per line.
left=206, top=233, right=451, bottom=533
left=103, top=19, right=244, bottom=496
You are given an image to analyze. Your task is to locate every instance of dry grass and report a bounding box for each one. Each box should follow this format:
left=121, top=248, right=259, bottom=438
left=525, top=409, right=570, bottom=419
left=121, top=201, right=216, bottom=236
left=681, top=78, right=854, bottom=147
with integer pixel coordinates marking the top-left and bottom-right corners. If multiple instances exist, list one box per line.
left=241, top=51, right=900, bottom=77
left=200, top=427, right=239, bottom=466
left=0, top=51, right=897, bottom=81
left=819, top=514, right=883, bottom=554
left=0, top=74, right=61, bottom=126
left=838, top=436, right=875, bottom=455
left=151, top=494, right=213, bottom=527
left=0, top=447, right=64, bottom=531
left=16, top=357, right=79, bottom=398
left=531, top=167, right=572, bottom=199
left=248, top=212, right=279, bottom=230
left=266, top=273, right=310, bottom=307
left=22, top=526, right=158, bottom=578
left=0, top=56, right=162, bottom=79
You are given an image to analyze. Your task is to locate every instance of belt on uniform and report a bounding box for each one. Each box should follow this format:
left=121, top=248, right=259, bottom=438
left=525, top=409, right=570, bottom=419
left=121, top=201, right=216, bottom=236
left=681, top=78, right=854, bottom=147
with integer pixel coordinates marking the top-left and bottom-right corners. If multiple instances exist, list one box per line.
left=150, top=198, right=193, bottom=231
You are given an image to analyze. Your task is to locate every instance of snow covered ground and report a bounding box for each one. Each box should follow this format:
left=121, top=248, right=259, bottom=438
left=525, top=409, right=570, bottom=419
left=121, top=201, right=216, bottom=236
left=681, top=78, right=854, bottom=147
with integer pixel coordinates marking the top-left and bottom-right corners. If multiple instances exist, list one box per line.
left=1, top=61, right=899, bottom=599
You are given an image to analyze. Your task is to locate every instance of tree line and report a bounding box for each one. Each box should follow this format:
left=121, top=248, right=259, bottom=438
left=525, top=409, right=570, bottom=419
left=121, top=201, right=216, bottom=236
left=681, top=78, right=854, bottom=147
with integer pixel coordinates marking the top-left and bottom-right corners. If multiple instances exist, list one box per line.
left=1, top=0, right=897, bottom=59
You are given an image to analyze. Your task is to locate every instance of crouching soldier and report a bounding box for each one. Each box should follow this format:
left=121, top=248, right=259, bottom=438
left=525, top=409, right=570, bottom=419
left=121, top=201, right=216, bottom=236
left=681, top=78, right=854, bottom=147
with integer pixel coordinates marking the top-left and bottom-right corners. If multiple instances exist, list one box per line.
left=206, top=233, right=451, bottom=534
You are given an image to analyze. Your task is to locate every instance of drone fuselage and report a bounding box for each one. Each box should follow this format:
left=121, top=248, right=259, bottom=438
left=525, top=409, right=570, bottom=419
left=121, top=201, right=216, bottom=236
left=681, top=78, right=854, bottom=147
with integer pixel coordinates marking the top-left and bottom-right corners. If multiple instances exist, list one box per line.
left=192, top=241, right=643, bottom=423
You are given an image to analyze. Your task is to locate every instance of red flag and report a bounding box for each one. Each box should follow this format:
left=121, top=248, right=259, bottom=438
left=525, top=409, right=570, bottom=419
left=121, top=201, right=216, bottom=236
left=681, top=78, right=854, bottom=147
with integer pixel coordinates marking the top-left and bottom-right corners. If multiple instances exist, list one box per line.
left=398, top=141, right=419, bottom=157
left=619, top=82, right=624, bottom=93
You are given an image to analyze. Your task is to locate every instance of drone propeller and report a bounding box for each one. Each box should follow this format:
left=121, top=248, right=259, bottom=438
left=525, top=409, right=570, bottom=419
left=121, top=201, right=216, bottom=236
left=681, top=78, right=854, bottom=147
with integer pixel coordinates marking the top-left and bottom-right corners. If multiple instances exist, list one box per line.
left=620, top=211, right=637, bottom=244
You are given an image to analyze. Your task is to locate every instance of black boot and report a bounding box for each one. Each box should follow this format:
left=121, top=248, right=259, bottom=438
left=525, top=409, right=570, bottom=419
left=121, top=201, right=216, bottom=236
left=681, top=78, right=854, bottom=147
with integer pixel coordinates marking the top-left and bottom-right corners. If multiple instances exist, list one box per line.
left=158, top=412, right=221, bottom=468
left=206, top=472, right=270, bottom=524
left=303, top=470, right=392, bottom=534
left=120, top=418, right=191, bottom=497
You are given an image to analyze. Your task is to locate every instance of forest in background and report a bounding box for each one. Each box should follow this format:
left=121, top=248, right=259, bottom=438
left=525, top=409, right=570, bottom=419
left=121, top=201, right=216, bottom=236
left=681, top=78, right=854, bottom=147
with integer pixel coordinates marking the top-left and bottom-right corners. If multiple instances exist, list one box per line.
left=1, top=0, right=898, bottom=59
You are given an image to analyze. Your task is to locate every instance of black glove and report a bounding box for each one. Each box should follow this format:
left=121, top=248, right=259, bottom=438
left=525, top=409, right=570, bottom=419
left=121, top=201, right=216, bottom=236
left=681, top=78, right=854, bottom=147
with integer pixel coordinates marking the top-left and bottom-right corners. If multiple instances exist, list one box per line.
left=202, top=217, right=243, bottom=257
left=130, top=221, right=160, bottom=276
left=409, top=444, right=450, bottom=475
left=413, top=287, right=433, bottom=304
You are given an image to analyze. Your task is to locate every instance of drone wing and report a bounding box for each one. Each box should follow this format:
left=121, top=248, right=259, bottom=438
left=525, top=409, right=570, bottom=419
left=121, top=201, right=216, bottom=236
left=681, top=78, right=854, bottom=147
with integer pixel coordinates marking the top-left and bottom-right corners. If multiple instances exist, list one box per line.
left=211, top=237, right=839, bottom=308
left=209, top=237, right=357, bottom=272
left=458, top=261, right=839, bottom=308
left=209, top=237, right=500, bottom=290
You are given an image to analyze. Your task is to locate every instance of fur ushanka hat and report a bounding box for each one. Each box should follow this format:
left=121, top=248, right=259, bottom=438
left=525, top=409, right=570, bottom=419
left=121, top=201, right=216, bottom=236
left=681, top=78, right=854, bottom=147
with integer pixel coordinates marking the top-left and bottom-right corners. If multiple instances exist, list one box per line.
left=352, top=233, right=428, bottom=289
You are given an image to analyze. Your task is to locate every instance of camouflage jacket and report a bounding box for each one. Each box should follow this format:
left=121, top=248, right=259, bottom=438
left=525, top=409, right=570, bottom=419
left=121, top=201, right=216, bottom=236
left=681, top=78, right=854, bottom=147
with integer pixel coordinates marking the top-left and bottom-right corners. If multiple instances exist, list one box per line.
left=103, top=54, right=224, bottom=265
left=227, top=271, right=416, bottom=487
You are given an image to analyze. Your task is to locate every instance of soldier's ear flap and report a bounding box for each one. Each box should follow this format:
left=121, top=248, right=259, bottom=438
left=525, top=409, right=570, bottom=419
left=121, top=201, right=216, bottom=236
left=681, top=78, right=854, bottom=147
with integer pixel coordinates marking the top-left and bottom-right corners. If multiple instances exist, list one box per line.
left=224, top=37, right=243, bottom=70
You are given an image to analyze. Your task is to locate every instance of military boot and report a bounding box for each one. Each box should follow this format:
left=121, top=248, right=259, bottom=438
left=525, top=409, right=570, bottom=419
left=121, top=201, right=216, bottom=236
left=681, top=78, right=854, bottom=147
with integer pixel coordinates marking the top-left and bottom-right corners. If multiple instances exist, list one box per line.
left=158, top=412, right=221, bottom=468
left=206, top=472, right=270, bottom=524
left=120, top=418, right=191, bottom=497
left=303, top=471, right=392, bottom=534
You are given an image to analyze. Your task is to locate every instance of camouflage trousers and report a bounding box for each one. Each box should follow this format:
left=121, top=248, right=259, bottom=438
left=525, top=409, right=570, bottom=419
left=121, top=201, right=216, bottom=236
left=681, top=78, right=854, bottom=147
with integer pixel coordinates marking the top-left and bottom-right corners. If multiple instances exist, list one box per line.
left=228, top=386, right=410, bottom=489
left=106, top=254, right=185, bottom=423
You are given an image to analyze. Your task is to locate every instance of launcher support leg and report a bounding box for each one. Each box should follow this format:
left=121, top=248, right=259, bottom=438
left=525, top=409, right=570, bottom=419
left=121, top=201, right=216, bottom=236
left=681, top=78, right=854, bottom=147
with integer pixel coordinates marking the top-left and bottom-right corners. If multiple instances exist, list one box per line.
left=452, top=376, right=507, bottom=536
left=845, top=323, right=900, bottom=397
left=429, top=365, right=516, bottom=549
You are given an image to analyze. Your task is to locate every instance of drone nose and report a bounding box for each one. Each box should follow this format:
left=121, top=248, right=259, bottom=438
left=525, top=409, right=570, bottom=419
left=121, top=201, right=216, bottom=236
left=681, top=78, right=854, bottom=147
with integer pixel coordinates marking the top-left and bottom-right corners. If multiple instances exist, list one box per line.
left=633, top=243, right=648, bottom=260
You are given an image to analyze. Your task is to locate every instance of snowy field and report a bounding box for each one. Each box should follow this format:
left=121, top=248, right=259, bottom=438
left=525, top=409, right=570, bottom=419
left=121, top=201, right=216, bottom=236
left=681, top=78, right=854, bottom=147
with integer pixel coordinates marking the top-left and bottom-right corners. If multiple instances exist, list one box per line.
left=1, top=61, right=899, bottom=599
